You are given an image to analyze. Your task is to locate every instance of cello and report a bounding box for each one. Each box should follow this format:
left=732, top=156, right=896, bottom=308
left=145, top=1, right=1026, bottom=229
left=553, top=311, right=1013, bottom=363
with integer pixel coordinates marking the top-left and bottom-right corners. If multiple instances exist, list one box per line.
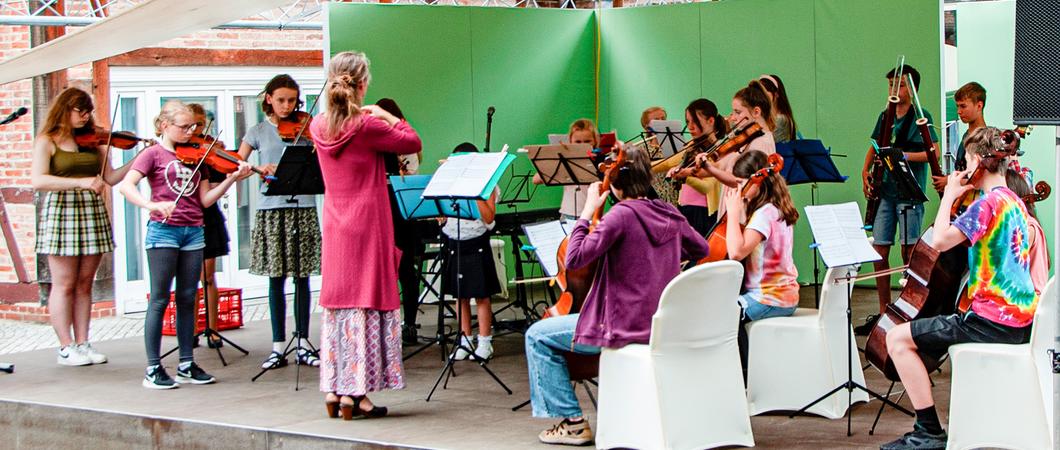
left=700, top=153, right=784, bottom=263
left=864, top=127, right=1023, bottom=381
left=544, top=147, right=627, bottom=318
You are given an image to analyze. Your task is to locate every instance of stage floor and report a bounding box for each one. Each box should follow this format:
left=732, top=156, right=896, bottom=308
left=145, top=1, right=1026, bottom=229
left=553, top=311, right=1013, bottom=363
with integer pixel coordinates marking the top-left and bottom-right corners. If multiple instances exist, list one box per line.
left=0, top=287, right=950, bottom=449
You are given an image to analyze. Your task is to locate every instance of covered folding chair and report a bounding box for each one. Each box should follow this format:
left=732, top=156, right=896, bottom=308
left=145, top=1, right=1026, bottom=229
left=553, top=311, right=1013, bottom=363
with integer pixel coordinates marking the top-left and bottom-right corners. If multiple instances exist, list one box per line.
left=745, top=265, right=869, bottom=418
left=596, top=260, right=754, bottom=450
left=946, top=277, right=1055, bottom=450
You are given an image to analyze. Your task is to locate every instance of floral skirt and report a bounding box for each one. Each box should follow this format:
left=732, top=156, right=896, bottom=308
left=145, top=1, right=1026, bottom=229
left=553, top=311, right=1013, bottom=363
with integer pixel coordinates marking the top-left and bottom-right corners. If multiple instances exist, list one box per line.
left=36, top=190, right=114, bottom=256
left=319, top=308, right=405, bottom=396
left=249, top=207, right=321, bottom=277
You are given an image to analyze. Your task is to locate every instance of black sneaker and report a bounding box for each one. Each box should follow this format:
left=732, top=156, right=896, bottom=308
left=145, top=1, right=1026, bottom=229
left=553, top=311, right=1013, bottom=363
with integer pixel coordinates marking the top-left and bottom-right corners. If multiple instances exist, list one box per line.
left=879, top=426, right=947, bottom=450
left=402, top=325, right=419, bottom=345
left=176, top=362, right=216, bottom=385
left=143, top=365, right=178, bottom=390
left=854, top=314, right=881, bottom=336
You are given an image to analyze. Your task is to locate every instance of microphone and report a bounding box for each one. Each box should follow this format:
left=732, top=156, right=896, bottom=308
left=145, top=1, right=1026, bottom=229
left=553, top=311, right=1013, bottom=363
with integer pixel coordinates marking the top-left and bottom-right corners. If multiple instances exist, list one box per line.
left=485, top=106, right=495, bottom=152
left=487, top=106, right=495, bottom=118
left=0, top=107, right=28, bottom=126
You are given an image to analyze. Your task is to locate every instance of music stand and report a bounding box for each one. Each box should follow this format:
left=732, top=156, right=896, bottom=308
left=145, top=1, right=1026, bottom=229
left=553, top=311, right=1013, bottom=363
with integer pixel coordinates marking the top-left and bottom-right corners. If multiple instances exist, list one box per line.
left=776, top=139, right=847, bottom=304
left=646, top=119, right=687, bottom=159
left=251, top=144, right=324, bottom=390
left=423, top=153, right=515, bottom=401
left=525, top=143, right=599, bottom=188
left=390, top=175, right=477, bottom=362
left=794, top=202, right=913, bottom=436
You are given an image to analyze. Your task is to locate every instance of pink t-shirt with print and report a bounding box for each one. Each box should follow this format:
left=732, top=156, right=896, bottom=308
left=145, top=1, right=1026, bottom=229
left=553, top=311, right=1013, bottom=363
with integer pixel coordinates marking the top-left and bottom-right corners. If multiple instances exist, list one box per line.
left=130, top=144, right=205, bottom=226
left=742, top=203, right=799, bottom=307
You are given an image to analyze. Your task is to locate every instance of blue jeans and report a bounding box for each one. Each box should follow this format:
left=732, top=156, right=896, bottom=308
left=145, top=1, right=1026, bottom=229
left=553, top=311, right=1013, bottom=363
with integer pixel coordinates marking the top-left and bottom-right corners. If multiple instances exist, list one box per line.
left=870, top=197, right=924, bottom=246
left=740, top=293, right=798, bottom=321
left=524, top=314, right=600, bottom=418
left=145, top=221, right=205, bottom=251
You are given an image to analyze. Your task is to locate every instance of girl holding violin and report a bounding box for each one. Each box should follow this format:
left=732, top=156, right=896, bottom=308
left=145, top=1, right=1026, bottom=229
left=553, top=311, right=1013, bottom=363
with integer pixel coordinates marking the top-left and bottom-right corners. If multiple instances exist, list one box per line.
left=236, top=74, right=323, bottom=370
left=524, top=145, right=708, bottom=446
left=693, top=81, right=776, bottom=219
left=188, top=103, right=228, bottom=349
left=32, top=87, right=147, bottom=367
left=117, top=100, right=251, bottom=389
left=723, top=150, right=799, bottom=374
left=881, top=127, right=1037, bottom=450
left=658, top=99, right=728, bottom=235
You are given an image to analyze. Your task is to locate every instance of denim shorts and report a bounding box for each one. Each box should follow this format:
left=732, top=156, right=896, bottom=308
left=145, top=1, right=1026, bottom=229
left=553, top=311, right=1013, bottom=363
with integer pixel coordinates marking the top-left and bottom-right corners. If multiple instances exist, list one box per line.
left=911, top=311, right=1031, bottom=362
left=145, top=221, right=205, bottom=251
left=871, top=197, right=924, bottom=246
left=739, top=293, right=798, bottom=321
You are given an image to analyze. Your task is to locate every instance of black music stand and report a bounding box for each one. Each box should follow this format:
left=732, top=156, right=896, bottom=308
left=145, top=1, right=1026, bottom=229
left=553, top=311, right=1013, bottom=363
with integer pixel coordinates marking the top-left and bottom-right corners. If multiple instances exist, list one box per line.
left=793, top=206, right=913, bottom=436
left=645, top=120, right=687, bottom=159
left=251, top=144, right=324, bottom=390
left=776, top=139, right=847, bottom=305
left=526, top=144, right=600, bottom=189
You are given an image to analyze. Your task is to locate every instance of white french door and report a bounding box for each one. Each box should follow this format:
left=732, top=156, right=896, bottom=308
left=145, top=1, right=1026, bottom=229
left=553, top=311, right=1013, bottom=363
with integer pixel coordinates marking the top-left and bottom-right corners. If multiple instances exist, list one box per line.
left=109, top=67, right=325, bottom=315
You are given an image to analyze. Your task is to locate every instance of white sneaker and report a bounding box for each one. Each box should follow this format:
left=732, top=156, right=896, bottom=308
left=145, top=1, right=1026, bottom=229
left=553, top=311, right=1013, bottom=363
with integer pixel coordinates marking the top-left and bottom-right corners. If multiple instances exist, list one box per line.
left=57, top=345, right=92, bottom=366
left=76, top=343, right=107, bottom=364
left=452, top=337, right=473, bottom=360
left=473, top=339, right=493, bottom=361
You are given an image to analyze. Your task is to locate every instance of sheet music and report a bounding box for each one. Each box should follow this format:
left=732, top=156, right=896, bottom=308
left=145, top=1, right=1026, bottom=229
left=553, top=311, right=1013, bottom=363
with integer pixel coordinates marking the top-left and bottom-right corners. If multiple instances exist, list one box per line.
left=423, top=152, right=509, bottom=199
left=523, top=220, right=569, bottom=277
left=804, top=202, right=882, bottom=267
left=548, top=134, right=569, bottom=145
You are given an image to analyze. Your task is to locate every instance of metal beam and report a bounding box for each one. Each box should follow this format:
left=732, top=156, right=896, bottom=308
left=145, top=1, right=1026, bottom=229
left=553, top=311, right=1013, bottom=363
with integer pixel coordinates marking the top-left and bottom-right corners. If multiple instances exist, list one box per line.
left=0, top=15, right=322, bottom=29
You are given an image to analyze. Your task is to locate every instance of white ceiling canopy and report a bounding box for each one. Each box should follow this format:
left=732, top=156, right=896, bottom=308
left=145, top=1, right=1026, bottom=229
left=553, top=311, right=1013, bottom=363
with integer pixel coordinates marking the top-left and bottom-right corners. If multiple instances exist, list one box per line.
left=0, top=0, right=293, bottom=86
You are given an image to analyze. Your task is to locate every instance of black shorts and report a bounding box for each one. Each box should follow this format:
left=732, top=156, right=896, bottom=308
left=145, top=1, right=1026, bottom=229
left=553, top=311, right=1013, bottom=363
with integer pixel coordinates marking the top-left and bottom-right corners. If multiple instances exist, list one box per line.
left=202, top=204, right=230, bottom=260
left=910, top=311, right=1032, bottom=361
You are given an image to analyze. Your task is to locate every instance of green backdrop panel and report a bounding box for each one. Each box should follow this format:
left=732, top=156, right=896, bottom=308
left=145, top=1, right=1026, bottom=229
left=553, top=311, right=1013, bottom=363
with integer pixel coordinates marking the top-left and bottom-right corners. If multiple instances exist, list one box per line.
left=814, top=0, right=941, bottom=285
left=598, top=3, right=702, bottom=135
left=955, top=0, right=1055, bottom=272
left=469, top=7, right=596, bottom=214
left=327, top=4, right=475, bottom=170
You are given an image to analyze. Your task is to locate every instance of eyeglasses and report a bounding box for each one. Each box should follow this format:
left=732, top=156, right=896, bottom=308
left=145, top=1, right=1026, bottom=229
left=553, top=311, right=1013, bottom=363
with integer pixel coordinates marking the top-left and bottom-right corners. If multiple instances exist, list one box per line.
left=170, top=123, right=198, bottom=133
left=72, top=107, right=93, bottom=117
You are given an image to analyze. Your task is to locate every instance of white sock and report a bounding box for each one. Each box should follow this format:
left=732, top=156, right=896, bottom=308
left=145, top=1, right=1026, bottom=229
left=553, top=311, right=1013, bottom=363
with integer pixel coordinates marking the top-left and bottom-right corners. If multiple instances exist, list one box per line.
left=477, top=334, right=492, bottom=344
left=461, top=335, right=473, bottom=346
left=272, top=342, right=284, bottom=353
left=178, top=361, right=192, bottom=371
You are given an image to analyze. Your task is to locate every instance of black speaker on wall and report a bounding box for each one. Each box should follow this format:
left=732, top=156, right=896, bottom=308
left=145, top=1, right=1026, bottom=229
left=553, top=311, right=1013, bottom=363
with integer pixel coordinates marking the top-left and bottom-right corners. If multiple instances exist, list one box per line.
left=1013, top=0, right=1060, bottom=125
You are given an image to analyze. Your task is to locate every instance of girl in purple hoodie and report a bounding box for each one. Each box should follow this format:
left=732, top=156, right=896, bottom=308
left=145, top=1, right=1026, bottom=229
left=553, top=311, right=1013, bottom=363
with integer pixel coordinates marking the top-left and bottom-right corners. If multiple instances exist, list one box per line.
left=525, top=145, right=709, bottom=446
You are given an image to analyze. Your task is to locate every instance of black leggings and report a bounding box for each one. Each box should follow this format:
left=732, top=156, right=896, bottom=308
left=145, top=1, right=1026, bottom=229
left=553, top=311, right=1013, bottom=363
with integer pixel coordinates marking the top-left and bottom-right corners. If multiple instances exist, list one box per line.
left=268, top=276, right=310, bottom=342
left=145, top=248, right=202, bottom=366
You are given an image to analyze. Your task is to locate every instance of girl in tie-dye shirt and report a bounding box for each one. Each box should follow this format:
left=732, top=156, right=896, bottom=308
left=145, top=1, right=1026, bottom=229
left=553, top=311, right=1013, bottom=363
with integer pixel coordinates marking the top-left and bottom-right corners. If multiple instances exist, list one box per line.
left=880, top=127, right=1036, bottom=450
left=723, top=151, right=800, bottom=373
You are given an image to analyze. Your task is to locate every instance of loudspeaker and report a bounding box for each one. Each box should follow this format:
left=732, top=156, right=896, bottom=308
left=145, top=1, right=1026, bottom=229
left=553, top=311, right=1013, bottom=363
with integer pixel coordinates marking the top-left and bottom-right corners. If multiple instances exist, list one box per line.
left=1013, top=0, right=1060, bottom=125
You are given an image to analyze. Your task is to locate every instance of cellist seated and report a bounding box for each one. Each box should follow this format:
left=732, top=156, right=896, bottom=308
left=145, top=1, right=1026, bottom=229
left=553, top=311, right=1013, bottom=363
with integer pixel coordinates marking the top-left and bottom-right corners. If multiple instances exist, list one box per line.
left=524, top=144, right=708, bottom=446
left=880, top=127, right=1038, bottom=450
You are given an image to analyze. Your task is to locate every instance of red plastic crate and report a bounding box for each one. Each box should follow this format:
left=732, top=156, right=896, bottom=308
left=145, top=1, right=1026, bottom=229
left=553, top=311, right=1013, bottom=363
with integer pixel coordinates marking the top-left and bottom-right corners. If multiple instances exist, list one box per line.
left=156, top=287, right=244, bottom=336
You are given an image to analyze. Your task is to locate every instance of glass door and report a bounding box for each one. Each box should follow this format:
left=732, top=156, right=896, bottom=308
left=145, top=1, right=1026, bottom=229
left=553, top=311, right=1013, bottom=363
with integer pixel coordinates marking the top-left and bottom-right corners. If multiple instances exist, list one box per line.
left=110, top=94, right=149, bottom=313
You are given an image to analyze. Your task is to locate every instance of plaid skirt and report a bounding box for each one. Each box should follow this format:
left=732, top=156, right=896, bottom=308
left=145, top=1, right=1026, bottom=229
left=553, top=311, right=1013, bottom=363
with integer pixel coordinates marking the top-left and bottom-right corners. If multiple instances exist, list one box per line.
left=319, top=308, right=405, bottom=396
left=249, top=207, right=321, bottom=277
left=35, top=190, right=114, bottom=256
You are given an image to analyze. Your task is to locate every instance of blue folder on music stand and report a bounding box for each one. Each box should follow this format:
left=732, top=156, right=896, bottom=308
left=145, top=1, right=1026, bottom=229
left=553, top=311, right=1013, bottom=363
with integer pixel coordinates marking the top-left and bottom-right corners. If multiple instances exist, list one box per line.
left=389, top=175, right=480, bottom=220
left=775, top=139, right=847, bottom=186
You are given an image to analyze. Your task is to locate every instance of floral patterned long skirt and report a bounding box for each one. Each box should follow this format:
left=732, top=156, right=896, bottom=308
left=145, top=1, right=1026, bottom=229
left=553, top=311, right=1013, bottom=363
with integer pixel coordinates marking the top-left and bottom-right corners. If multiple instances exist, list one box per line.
left=319, top=308, right=405, bottom=396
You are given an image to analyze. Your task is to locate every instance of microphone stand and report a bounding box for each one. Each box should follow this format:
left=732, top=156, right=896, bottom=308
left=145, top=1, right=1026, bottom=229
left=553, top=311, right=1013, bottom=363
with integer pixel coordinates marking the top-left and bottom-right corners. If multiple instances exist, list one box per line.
left=485, top=107, right=495, bottom=152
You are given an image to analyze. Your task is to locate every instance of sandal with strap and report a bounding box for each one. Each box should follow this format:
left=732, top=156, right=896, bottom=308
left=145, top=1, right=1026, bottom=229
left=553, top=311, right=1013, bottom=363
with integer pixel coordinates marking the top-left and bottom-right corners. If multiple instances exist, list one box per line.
left=296, top=349, right=320, bottom=367
left=260, top=351, right=288, bottom=370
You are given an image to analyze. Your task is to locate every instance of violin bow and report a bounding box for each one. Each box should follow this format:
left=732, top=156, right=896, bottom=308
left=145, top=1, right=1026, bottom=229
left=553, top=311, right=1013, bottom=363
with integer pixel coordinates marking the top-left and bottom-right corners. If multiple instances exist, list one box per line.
left=99, top=94, right=122, bottom=177
left=163, top=129, right=223, bottom=224
left=292, top=83, right=327, bottom=146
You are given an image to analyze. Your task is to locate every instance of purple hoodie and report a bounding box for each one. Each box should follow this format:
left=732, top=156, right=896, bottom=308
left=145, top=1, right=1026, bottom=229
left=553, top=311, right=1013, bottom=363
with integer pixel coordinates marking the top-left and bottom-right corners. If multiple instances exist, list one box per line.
left=566, top=198, right=709, bottom=348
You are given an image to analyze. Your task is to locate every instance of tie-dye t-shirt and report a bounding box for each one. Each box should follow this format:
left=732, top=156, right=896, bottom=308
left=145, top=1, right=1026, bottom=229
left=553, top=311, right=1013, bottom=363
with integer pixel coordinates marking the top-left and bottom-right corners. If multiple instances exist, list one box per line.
left=952, top=186, right=1037, bottom=328
left=742, top=203, right=800, bottom=307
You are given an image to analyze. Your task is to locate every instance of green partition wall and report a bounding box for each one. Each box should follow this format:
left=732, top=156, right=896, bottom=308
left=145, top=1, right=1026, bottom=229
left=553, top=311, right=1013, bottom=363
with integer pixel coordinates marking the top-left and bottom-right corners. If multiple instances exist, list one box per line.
left=327, top=0, right=947, bottom=285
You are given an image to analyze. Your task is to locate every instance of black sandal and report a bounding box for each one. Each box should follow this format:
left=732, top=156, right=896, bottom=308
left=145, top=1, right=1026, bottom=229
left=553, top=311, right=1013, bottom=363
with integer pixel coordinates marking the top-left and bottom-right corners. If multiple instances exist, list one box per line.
left=296, top=349, right=320, bottom=367
left=353, top=396, right=388, bottom=418
left=260, top=351, right=288, bottom=370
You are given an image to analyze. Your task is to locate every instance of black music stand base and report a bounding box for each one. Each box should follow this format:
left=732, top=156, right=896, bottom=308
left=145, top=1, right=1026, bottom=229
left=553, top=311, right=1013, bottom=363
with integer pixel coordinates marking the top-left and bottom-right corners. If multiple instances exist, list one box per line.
left=789, top=269, right=913, bottom=436
left=250, top=331, right=318, bottom=390
left=0, top=362, right=12, bottom=374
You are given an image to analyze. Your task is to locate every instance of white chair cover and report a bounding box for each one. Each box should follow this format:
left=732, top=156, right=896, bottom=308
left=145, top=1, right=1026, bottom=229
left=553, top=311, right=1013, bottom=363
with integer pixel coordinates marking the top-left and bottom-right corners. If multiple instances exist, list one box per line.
left=745, top=265, right=868, bottom=418
left=596, top=260, right=754, bottom=450
left=947, top=277, right=1055, bottom=450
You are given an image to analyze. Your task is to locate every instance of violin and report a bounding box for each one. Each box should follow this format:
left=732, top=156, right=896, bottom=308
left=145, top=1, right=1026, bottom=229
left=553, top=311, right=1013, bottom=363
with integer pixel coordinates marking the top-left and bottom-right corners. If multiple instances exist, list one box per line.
left=174, top=134, right=263, bottom=176
left=546, top=146, right=628, bottom=319
left=277, top=111, right=313, bottom=143
left=950, top=127, right=1025, bottom=217
left=74, top=125, right=154, bottom=150
left=666, top=121, right=764, bottom=190
left=1023, top=181, right=1051, bottom=204
left=699, top=153, right=783, bottom=264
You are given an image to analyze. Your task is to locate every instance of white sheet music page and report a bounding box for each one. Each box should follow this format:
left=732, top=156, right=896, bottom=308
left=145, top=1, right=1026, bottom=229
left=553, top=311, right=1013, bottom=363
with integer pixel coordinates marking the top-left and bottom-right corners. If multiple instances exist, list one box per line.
left=423, top=152, right=507, bottom=199
left=523, top=220, right=570, bottom=277
left=804, top=202, right=882, bottom=267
